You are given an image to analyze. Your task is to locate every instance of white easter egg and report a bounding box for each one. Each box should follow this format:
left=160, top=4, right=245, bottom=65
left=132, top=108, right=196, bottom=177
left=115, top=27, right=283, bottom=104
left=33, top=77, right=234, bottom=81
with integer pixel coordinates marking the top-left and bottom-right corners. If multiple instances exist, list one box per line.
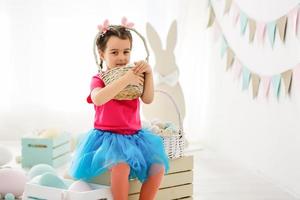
left=39, top=128, right=60, bottom=139
left=0, top=168, right=28, bottom=196
left=68, top=180, right=92, bottom=192
left=0, top=145, right=13, bottom=166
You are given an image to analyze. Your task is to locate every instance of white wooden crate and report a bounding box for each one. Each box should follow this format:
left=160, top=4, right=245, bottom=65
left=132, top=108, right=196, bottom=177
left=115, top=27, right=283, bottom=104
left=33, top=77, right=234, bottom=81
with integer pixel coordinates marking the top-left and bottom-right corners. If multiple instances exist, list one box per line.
left=90, top=155, right=194, bottom=200
left=22, top=179, right=112, bottom=200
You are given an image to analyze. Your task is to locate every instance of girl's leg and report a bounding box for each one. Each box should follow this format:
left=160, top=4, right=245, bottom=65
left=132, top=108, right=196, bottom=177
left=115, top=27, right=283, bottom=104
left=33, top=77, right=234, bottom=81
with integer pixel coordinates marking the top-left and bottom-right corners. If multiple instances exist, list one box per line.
left=110, top=162, right=130, bottom=200
left=139, top=164, right=165, bottom=200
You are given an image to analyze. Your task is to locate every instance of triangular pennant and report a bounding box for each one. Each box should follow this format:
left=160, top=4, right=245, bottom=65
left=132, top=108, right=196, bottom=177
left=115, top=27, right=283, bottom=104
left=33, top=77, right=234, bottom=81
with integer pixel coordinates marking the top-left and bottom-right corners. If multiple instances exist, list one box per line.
left=224, top=0, right=233, bottom=15
left=240, top=12, right=248, bottom=35
left=226, top=48, right=235, bottom=70
left=288, top=7, right=299, bottom=35
left=293, top=64, right=300, bottom=88
left=267, top=21, right=276, bottom=48
left=281, top=69, right=293, bottom=95
left=272, top=74, right=281, bottom=98
left=256, top=22, right=266, bottom=44
left=212, top=21, right=222, bottom=43
left=232, top=58, right=242, bottom=79
left=230, top=3, right=240, bottom=26
left=276, top=16, right=288, bottom=42
left=297, top=7, right=300, bottom=36
left=220, top=36, right=228, bottom=58
left=249, top=19, right=256, bottom=43
left=207, top=6, right=216, bottom=28
left=242, top=67, right=251, bottom=90
left=261, top=76, right=271, bottom=97
left=252, top=74, right=260, bottom=98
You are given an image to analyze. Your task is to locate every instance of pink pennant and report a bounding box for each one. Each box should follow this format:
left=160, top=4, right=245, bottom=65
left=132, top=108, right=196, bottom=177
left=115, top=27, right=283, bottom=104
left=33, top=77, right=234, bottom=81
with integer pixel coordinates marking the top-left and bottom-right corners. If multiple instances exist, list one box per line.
left=256, top=22, right=266, bottom=44
left=261, top=76, right=271, bottom=97
left=296, top=6, right=300, bottom=36
left=232, top=58, right=242, bottom=79
left=293, top=64, right=300, bottom=88
left=212, top=22, right=221, bottom=43
left=288, top=6, right=299, bottom=35
left=231, top=3, right=240, bottom=26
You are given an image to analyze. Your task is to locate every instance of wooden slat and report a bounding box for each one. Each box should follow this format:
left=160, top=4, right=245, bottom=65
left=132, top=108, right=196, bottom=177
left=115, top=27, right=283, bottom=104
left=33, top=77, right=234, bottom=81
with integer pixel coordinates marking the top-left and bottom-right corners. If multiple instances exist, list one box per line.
left=128, top=184, right=193, bottom=200
left=129, top=170, right=193, bottom=194
left=90, top=155, right=194, bottom=185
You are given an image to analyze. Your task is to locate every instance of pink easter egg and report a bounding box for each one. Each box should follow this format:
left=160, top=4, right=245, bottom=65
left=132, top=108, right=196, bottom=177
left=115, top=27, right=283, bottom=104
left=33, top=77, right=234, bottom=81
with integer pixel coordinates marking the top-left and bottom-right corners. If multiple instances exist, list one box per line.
left=0, top=168, right=28, bottom=196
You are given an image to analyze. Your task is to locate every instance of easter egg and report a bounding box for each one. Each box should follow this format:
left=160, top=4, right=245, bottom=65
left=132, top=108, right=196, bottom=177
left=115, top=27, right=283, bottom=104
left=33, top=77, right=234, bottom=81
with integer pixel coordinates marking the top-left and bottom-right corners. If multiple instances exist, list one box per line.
left=0, top=145, right=13, bottom=166
left=68, top=180, right=92, bottom=192
left=0, top=168, right=28, bottom=196
left=4, top=193, right=15, bottom=200
left=39, top=128, right=60, bottom=139
left=38, top=172, right=67, bottom=189
left=28, top=164, right=57, bottom=180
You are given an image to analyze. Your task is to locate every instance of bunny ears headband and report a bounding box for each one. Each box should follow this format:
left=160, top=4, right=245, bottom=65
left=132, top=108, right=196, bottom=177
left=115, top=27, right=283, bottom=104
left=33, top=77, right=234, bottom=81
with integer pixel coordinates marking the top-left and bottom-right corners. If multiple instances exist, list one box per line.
left=93, top=17, right=150, bottom=71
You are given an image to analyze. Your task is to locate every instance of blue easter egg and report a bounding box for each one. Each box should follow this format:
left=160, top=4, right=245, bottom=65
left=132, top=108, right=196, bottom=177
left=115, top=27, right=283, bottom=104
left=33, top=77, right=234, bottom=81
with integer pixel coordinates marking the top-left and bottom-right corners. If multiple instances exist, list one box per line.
left=38, top=172, right=67, bottom=189
left=28, top=164, right=57, bottom=180
left=5, top=193, right=15, bottom=200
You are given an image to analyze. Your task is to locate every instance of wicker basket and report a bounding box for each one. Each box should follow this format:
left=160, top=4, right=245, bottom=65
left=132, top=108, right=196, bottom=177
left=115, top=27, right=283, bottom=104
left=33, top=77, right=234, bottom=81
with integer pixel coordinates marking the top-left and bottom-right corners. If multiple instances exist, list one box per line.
left=154, top=90, right=185, bottom=159
left=101, top=66, right=144, bottom=100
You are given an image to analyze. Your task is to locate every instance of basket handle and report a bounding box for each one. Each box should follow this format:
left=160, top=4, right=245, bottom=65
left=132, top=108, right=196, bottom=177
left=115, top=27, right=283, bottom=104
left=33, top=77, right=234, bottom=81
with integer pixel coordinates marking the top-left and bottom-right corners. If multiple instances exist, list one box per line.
left=93, top=27, right=150, bottom=69
left=154, top=89, right=183, bottom=134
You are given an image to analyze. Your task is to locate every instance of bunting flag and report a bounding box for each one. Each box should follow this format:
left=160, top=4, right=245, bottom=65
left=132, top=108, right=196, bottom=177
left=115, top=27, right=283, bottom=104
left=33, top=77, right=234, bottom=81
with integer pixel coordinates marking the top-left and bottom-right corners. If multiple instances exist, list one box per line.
left=267, top=22, right=277, bottom=48
left=277, top=16, right=288, bottom=42
left=294, top=64, right=300, bottom=87
left=242, top=67, right=251, bottom=90
left=207, top=2, right=300, bottom=99
left=282, top=70, right=293, bottom=95
left=272, top=75, right=281, bottom=98
left=252, top=74, right=260, bottom=98
left=224, top=0, right=233, bottom=15
left=216, top=32, right=299, bottom=99
left=249, top=19, right=256, bottom=42
left=232, top=58, right=243, bottom=79
left=230, top=3, right=240, bottom=26
left=226, top=48, right=235, bottom=70
left=216, top=0, right=300, bottom=46
left=240, top=12, right=248, bottom=35
left=207, top=6, right=216, bottom=28
left=288, top=7, right=299, bottom=35
left=261, top=76, right=271, bottom=97
left=256, top=22, right=266, bottom=44
left=220, top=36, right=228, bottom=57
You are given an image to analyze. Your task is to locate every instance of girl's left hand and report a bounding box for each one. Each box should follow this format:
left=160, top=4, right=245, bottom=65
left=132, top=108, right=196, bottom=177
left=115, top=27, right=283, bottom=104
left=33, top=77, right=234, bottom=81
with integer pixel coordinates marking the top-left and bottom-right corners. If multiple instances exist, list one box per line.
left=133, top=60, right=152, bottom=74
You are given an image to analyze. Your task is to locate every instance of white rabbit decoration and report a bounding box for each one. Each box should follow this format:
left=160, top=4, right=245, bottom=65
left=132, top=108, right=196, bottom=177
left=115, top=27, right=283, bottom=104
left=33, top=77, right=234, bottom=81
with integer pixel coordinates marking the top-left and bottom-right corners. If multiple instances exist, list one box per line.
left=142, top=21, right=186, bottom=128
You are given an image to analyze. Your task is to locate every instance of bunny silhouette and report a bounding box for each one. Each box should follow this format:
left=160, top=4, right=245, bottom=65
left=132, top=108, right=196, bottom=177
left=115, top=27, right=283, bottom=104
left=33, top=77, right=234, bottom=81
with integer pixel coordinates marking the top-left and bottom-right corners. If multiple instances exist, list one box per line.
left=142, top=21, right=186, bottom=129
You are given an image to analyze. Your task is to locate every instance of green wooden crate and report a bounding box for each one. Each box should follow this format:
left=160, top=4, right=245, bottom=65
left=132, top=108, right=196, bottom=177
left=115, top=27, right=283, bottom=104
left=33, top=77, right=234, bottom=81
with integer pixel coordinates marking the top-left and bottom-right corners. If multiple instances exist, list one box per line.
left=22, top=133, right=71, bottom=168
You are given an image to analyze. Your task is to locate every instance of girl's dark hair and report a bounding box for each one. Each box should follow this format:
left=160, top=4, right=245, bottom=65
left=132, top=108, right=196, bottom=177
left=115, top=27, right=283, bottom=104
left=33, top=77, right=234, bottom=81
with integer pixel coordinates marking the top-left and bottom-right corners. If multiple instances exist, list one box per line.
left=96, top=26, right=133, bottom=69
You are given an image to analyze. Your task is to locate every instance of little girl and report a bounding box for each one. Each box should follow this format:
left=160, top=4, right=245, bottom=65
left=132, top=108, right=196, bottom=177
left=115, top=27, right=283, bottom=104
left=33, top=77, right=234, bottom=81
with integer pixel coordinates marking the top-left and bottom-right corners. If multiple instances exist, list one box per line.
left=69, top=19, right=169, bottom=200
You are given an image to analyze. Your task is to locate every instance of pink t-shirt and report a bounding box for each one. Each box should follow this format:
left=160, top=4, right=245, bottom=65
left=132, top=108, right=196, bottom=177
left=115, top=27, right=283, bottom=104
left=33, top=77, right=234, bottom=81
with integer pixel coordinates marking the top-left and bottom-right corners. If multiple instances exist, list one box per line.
left=87, top=74, right=141, bottom=135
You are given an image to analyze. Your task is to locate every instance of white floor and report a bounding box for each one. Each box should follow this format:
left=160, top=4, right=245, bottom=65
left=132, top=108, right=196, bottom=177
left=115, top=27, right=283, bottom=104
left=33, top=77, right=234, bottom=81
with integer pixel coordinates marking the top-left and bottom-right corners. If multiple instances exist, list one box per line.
left=190, top=148, right=299, bottom=200
left=2, top=141, right=300, bottom=200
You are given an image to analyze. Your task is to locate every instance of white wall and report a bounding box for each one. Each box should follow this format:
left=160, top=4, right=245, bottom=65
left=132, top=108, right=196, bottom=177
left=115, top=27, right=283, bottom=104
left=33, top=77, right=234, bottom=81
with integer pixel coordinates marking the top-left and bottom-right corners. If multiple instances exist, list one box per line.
left=0, top=0, right=209, bottom=142
left=203, top=0, right=300, bottom=197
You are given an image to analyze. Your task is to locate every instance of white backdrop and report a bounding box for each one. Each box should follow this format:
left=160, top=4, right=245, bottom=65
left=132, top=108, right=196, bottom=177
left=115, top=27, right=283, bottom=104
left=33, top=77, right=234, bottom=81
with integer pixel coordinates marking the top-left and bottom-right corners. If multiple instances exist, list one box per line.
left=0, top=0, right=210, bottom=142
left=204, top=0, right=300, bottom=197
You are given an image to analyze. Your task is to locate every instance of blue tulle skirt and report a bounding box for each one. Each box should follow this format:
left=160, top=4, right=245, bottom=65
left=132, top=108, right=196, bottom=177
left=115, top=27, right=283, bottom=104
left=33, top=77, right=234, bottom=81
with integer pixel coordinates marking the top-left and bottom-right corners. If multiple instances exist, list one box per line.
left=69, top=128, right=169, bottom=182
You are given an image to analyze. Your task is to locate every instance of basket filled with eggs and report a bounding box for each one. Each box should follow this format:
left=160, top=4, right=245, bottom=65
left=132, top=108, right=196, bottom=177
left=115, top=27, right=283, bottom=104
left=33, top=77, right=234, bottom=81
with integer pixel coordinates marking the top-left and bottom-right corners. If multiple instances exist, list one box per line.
left=143, top=90, right=185, bottom=159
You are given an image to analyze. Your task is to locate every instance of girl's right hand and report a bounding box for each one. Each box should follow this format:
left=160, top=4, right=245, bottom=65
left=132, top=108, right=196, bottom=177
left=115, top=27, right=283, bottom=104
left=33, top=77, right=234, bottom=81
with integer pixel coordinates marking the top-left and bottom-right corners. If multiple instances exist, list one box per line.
left=124, top=69, right=144, bottom=86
